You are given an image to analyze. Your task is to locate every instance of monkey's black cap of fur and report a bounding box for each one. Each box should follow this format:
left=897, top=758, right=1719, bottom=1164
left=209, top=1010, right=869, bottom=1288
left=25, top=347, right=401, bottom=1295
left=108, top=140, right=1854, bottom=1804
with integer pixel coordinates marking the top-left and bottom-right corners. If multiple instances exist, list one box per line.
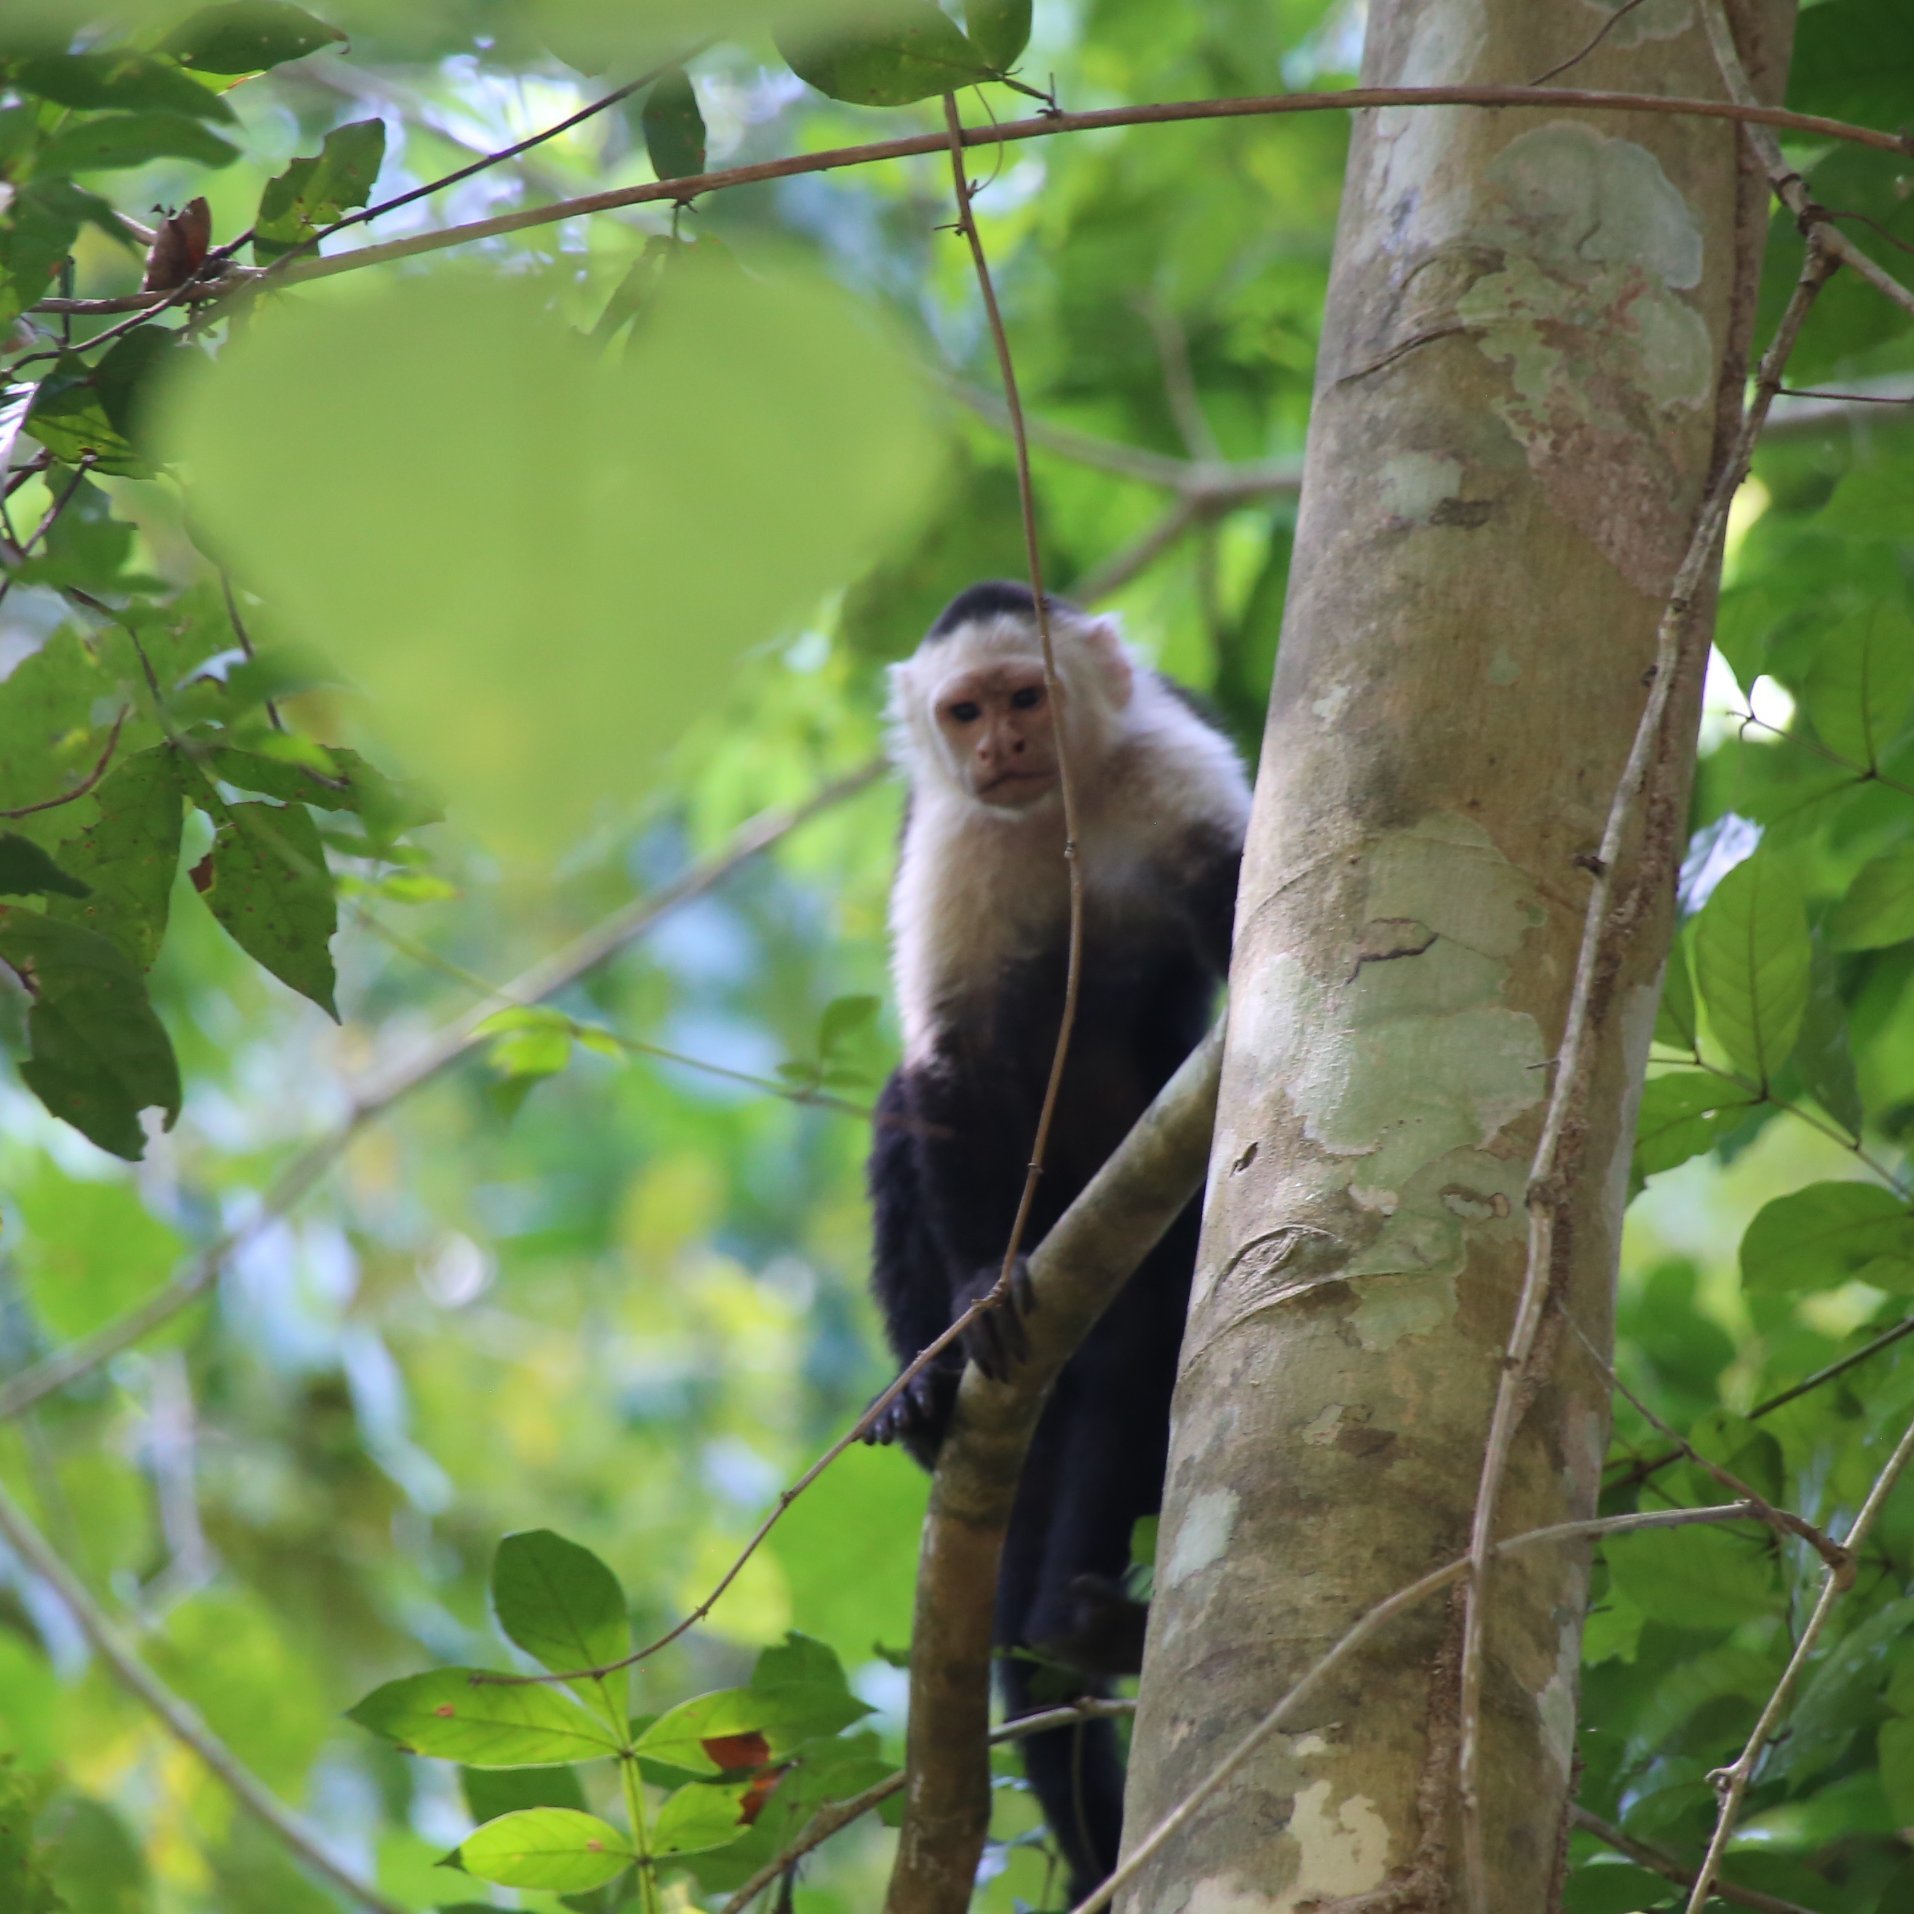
left=927, top=579, right=1081, bottom=640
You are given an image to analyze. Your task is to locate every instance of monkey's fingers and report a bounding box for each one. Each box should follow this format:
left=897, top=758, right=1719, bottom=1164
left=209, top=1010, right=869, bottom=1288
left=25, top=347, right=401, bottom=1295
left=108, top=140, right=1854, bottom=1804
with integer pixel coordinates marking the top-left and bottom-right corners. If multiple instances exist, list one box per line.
left=862, top=1370, right=939, bottom=1444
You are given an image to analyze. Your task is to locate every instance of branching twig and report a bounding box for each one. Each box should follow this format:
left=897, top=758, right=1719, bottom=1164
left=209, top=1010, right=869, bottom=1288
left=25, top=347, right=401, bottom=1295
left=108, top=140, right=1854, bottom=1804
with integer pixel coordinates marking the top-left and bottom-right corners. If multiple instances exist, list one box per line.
left=0, top=706, right=128, bottom=818
left=1700, top=0, right=1914, bottom=324
left=1528, top=0, right=1652, bottom=86
left=1682, top=1415, right=1914, bottom=1912
left=0, top=763, right=881, bottom=1422
left=0, top=1478, right=405, bottom=1914
left=27, top=86, right=1910, bottom=318
left=1453, top=237, right=1839, bottom=1914
left=1072, top=1504, right=1762, bottom=1914
left=1569, top=1805, right=1819, bottom=1914
left=714, top=1700, right=1137, bottom=1914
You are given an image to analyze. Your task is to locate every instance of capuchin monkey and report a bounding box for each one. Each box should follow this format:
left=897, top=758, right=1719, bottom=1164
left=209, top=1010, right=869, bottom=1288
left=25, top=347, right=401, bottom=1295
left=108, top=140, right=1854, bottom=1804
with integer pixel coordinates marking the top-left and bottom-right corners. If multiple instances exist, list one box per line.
left=861, top=580, right=1251, bottom=1902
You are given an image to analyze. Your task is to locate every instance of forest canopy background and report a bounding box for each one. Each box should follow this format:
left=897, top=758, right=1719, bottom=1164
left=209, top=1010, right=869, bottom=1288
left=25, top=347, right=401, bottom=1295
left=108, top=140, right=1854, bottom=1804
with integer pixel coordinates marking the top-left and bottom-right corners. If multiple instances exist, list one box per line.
left=2, top=2, right=1914, bottom=1912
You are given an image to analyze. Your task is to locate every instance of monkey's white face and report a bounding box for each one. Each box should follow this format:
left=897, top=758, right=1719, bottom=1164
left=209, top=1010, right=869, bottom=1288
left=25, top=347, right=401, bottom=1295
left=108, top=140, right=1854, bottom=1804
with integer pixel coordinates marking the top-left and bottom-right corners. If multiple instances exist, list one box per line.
left=931, top=656, right=1061, bottom=809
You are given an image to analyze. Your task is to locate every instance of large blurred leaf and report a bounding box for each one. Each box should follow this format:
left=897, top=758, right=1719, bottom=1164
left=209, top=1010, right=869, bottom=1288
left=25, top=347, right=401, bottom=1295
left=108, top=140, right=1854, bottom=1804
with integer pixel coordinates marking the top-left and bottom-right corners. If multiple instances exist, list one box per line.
left=0, top=907, right=179, bottom=1158
left=1693, top=850, right=1810, bottom=1085
left=39, top=112, right=237, bottom=175
left=1652, top=933, right=1699, bottom=1052
left=163, top=261, right=936, bottom=856
left=456, top=1808, right=633, bottom=1890
left=1604, top=1522, right=1775, bottom=1630
left=777, top=1, right=996, bottom=104
left=14, top=1160, right=184, bottom=1340
left=1631, top=1073, right=1760, bottom=1177
left=7, top=50, right=236, bottom=120
left=347, top=1669, right=621, bottom=1766
left=1741, top=1181, right=1914, bottom=1294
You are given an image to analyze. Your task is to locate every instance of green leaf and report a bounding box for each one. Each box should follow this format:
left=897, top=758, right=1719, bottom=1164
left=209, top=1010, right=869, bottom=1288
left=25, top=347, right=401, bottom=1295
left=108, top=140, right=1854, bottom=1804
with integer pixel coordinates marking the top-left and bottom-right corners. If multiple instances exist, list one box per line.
left=1741, top=1181, right=1914, bottom=1294
left=777, top=1, right=995, bottom=106
left=653, top=1779, right=755, bottom=1857
left=641, top=68, right=705, bottom=185
left=0, top=835, right=88, bottom=899
left=1653, top=934, right=1698, bottom=1051
left=461, top=1762, right=587, bottom=1824
left=39, top=112, right=237, bottom=175
left=253, top=119, right=387, bottom=264
left=28, top=331, right=183, bottom=478
left=964, top=0, right=1032, bottom=68
left=1631, top=1073, right=1761, bottom=1177
left=751, top=1633, right=851, bottom=1695
left=0, top=182, right=85, bottom=326
left=1883, top=1717, right=1914, bottom=1826
left=1832, top=844, right=1914, bottom=951
left=8, top=51, right=236, bottom=121
left=346, top=1669, right=622, bottom=1767
left=634, top=1684, right=869, bottom=1775
left=456, top=1808, right=634, bottom=1891
left=1693, top=850, right=1810, bottom=1085
left=1604, top=1521, right=1775, bottom=1629
left=206, top=742, right=439, bottom=839
left=163, top=2, right=348, bottom=74
left=1794, top=934, right=1863, bottom=1139
left=192, top=798, right=339, bottom=1017
left=47, top=746, right=185, bottom=966
left=15, top=1159, right=184, bottom=1341
left=1802, top=606, right=1914, bottom=770
left=491, top=1531, right=630, bottom=1720
left=0, top=907, right=180, bottom=1159
left=819, top=993, right=879, bottom=1056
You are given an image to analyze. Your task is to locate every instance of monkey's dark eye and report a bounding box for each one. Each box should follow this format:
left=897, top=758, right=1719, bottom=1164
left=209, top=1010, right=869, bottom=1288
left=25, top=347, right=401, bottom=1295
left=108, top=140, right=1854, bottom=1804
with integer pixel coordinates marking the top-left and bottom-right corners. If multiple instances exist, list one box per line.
left=949, top=701, right=982, bottom=724
left=1010, top=686, right=1045, bottom=711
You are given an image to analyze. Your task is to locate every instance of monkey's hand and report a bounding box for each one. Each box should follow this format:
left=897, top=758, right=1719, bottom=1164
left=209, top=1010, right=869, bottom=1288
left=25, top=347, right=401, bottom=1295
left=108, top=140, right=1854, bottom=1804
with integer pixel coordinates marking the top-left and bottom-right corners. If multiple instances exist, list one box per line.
left=955, top=1258, right=1036, bottom=1383
left=859, top=1367, right=944, bottom=1450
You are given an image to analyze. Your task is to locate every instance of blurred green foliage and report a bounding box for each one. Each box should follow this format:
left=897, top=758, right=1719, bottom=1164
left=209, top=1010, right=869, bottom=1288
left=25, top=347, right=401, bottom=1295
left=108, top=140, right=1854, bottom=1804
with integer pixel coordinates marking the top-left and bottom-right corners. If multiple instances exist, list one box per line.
left=0, top=2, right=1912, bottom=1912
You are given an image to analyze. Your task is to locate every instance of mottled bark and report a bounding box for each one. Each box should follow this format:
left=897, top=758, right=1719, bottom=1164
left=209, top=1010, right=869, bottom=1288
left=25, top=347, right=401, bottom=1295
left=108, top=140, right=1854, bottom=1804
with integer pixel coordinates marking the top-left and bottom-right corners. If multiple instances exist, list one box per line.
left=1120, top=5, right=1794, bottom=1910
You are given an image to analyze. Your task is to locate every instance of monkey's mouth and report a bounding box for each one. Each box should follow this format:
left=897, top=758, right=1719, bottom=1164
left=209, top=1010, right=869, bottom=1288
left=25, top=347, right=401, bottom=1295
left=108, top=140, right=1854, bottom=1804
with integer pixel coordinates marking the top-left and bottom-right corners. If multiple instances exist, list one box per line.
left=981, top=768, right=1054, bottom=795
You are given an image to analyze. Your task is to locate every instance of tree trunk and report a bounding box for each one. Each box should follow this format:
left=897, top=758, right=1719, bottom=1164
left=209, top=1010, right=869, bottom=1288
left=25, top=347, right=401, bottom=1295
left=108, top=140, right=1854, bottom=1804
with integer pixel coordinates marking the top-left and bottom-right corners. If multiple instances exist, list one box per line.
left=1120, top=4, right=1794, bottom=1908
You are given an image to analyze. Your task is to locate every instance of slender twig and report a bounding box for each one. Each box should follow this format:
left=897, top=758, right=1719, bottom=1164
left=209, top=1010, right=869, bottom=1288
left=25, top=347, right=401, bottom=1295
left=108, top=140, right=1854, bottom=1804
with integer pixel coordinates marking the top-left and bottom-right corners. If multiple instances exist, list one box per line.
left=1775, top=384, right=1914, bottom=405
left=1681, top=1054, right=1908, bottom=1192
left=1528, top=0, right=1652, bottom=85
left=0, top=1478, right=405, bottom=1914
left=0, top=457, right=92, bottom=612
left=1071, top=1505, right=1762, bottom=1914
left=1569, top=1805, right=1819, bottom=1914
left=939, top=88, right=1086, bottom=1299
left=1683, top=1415, right=1914, bottom=1912
left=713, top=1700, right=1138, bottom=1914
left=217, top=571, right=284, bottom=733
left=0, top=707, right=128, bottom=819
left=1553, top=1296, right=1848, bottom=1573
left=1700, top=1, right=1914, bottom=324
left=28, top=86, right=1911, bottom=318
left=0, top=764, right=881, bottom=1422
left=1454, top=239, right=1838, bottom=1914
left=1731, top=707, right=1914, bottom=802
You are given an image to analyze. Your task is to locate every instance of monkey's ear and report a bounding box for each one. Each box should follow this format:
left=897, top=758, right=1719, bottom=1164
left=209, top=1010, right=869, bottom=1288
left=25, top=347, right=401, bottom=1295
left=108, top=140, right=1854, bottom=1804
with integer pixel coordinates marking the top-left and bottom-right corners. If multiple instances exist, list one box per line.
left=1079, top=617, right=1135, bottom=709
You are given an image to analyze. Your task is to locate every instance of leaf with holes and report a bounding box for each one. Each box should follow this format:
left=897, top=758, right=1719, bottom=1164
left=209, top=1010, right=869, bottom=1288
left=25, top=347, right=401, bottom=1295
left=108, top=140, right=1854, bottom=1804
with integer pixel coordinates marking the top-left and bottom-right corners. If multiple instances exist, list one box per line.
left=455, top=1808, right=634, bottom=1891
left=1802, top=606, right=1914, bottom=770
left=253, top=119, right=387, bottom=264
left=1832, top=845, right=1914, bottom=951
left=192, top=798, right=338, bottom=1017
left=347, top=1669, right=621, bottom=1767
left=163, top=2, right=348, bottom=74
left=777, top=0, right=994, bottom=105
left=1741, top=1181, right=1914, bottom=1294
left=641, top=68, right=705, bottom=184
left=0, top=908, right=180, bottom=1159
left=1693, top=850, right=1809, bottom=1085
left=48, top=747, right=185, bottom=966
left=492, top=1531, right=629, bottom=1726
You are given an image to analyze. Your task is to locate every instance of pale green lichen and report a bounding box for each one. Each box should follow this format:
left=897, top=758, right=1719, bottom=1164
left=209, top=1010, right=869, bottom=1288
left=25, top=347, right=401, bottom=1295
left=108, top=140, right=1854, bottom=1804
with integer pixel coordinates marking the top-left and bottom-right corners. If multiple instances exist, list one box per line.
left=1165, top=1486, right=1241, bottom=1587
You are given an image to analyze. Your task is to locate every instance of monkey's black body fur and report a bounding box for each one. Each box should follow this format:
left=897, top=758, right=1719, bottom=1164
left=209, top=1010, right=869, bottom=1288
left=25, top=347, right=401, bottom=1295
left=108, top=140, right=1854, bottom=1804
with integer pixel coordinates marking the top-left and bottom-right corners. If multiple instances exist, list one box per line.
left=867, top=818, right=1240, bottom=1901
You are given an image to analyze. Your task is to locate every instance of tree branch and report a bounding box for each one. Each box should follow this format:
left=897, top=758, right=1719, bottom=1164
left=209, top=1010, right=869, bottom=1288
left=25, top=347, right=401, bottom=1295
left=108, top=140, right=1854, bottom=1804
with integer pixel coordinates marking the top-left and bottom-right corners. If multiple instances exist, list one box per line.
left=0, top=1477, right=405, bottom=1914
left=0, top=762, right=882, bottom=1421
left=1454, top=235, right=1839, bottom=1914
left=1569, top=1805, right=1819, bottom=1914
left=28, top=85, right=1908, bottom=317
left=886, top=1027, right=1225, bottom=1914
